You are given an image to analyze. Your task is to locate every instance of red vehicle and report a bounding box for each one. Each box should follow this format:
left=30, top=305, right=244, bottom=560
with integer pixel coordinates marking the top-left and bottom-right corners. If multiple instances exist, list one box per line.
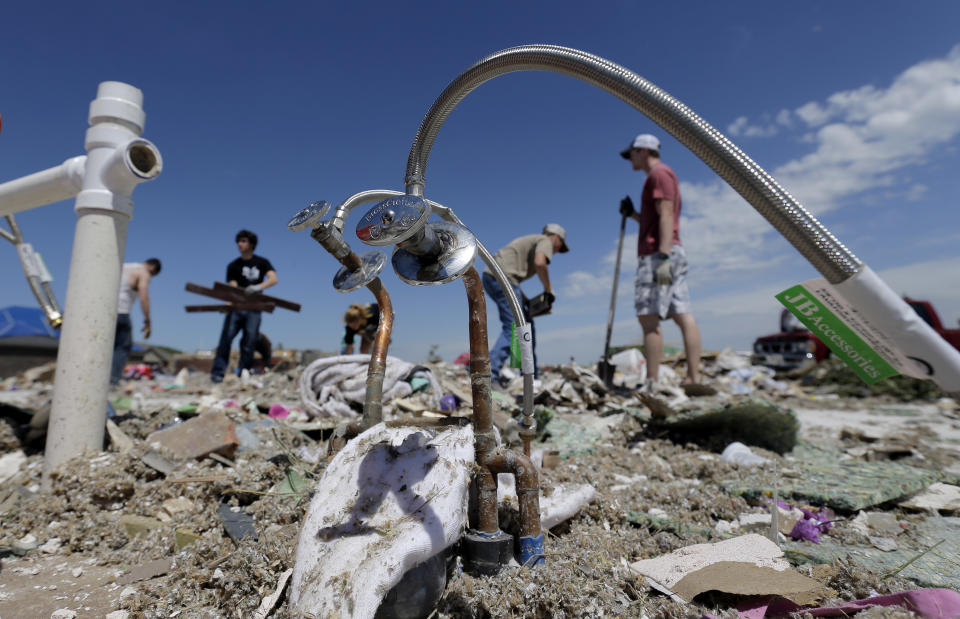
left=752, top=299, right=960, bottom=370
left=904, top=298, right=960, bottom=351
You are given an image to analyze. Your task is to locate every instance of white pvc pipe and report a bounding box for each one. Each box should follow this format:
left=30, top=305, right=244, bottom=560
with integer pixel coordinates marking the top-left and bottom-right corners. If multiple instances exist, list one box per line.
left=0, top=156, right=86, bottom=217
left=835, top=267, right=960, bottom=393
left=42, top=82, right=162, bottom=485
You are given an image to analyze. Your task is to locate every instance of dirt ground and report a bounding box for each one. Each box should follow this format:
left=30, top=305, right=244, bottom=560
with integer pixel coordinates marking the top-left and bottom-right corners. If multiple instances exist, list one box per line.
left=1, top=355, right=958, bottom=618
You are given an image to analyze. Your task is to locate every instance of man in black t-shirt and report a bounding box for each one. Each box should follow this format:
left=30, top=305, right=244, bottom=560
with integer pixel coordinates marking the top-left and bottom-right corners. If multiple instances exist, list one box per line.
left=210, top=229, right=278, bottom=383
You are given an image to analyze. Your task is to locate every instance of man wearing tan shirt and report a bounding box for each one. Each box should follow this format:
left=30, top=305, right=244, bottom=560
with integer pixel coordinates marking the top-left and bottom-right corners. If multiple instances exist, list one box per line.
left=482, top=224, right=569, bottom=386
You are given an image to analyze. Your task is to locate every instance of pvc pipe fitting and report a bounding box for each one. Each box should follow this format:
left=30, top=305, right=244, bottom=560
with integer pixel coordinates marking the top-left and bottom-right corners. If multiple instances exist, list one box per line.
left=99, top=138, right=162, bottom=194
left=43, top=81, right=161, bottom=486
left=0, top=156, right=86, bottom=217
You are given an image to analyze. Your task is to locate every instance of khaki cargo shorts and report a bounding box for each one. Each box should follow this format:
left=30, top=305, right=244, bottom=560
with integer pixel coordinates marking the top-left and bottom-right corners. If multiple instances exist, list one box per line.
left=634, top=244, right=692, bottom=318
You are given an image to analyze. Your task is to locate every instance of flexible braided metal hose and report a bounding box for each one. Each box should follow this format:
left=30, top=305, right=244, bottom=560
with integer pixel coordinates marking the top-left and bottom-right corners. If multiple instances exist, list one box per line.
left=404, top=44, right=860, bottom=284
left=4, top=214, right=62, bottom=326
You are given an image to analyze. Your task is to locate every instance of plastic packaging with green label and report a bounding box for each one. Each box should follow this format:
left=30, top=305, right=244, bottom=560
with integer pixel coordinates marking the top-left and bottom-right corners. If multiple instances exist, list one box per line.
left=509, top=321, right=521, bottom=368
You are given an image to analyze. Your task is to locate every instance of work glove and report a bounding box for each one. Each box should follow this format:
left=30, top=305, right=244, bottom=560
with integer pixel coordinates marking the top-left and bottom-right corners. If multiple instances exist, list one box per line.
left=619, top=195, right=635, bottom=217
left=544, top=291, right=556, bottom=305
left=243, top=284, right=262, bottom=296
left=655, top=254, right=673, bottom=286
left=142, top=322, right=151, bottom=339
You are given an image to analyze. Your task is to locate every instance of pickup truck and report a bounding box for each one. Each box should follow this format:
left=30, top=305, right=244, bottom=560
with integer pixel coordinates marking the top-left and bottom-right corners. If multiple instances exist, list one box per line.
left=752, top=298, right=960, bottom=371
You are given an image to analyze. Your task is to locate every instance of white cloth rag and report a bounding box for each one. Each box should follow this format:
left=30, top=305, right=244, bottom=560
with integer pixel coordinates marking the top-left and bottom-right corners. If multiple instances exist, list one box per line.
left=298, top=354, right=441, bottom=419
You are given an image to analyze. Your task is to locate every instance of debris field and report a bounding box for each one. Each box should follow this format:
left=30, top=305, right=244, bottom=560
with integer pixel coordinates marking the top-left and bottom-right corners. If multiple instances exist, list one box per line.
left=1, top=350, right=959, bottom=618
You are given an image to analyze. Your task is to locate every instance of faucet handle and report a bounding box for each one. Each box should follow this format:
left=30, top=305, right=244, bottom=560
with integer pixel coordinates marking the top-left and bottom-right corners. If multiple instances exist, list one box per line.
left=288, top=200, right=331, bottom=231
left=392, top=221, right=477, bottom=286
left=333, top=250, right=387, bottom=292
left=356, top=195, right=431, bottom=246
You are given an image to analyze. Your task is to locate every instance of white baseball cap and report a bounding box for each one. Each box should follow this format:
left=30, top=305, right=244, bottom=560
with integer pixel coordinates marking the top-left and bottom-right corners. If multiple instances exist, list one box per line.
left=543, top=223, right=569, bottom=253
left=620, top=133, right=661, bottom=159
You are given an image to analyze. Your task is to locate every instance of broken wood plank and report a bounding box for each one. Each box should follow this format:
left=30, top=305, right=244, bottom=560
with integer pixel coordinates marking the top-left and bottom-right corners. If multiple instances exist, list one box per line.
left=185, top=282, right=245, bottom=302
left=212, top=282, right=301, bottom=312
left=185, top=303, right=275, bottom=313
left=185, top=282, right=301, bottom=312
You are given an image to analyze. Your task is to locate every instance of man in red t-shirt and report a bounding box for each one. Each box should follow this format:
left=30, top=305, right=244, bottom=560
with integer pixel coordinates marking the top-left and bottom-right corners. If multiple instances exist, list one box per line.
left=619, top=134, right=702, bottom=387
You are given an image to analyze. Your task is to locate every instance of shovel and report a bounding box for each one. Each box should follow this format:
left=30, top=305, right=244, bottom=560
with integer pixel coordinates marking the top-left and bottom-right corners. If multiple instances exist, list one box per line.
left=597, top=212, right=628, bottom=387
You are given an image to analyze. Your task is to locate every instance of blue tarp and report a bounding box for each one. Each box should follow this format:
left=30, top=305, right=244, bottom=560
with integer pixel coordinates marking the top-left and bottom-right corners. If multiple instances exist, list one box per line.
left=0, top=306, right=59, bottom=338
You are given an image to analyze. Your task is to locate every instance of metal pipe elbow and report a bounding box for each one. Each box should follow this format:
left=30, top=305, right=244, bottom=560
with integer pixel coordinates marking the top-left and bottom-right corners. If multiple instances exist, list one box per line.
left=481, top=448, right=542, bottom=539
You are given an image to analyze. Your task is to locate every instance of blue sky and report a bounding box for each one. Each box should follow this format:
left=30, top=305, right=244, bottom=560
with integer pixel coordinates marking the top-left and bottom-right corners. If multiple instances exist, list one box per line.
left=2, top=1, right=959, bottom=366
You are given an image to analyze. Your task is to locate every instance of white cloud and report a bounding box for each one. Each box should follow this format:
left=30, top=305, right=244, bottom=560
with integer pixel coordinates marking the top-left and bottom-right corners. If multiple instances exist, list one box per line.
left=905, top=184, right=928, bottom=202
left=795, top=101, right=832, bottom=126
left=561, top=232, right=639, bottom=300
left=727, top=115, right=779, bottom=138
left=746, top=125, right=779, bottom=138
left=563, top=269, right=615, bottom=298
left=728, top=116, right=749, bottom=136
left=537, top=317, right=635, bottom=344
left=876, top=256, right=960, bottom=312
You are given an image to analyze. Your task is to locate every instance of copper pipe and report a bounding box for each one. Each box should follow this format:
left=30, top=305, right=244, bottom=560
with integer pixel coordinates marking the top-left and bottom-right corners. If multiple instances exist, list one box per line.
left=484, top=449, right=542, bottom=539
left=362, top=277, right=393, bottom=428
left=463, top=267, right=541, bottom=540
left=519, top=427, right=535, bottom=458
left=462, top=267, right=499, bottom=533
left=311, top=224, right=394, bottom=429
left=463, top=268, right=493, bottom=435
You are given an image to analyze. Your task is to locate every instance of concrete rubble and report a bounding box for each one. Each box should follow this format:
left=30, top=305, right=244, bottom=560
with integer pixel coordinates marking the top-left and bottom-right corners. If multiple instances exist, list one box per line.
left=0, top=349, right=958, bottom=617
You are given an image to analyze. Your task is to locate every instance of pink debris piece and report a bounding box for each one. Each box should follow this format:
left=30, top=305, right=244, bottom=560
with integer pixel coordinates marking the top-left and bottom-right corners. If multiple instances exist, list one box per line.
left=739, top=588, right=960, bottom=618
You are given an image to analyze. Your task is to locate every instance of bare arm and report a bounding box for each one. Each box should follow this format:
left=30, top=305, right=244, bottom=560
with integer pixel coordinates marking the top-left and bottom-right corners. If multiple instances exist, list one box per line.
left=655, top=199, right=674, bottom=254
left=534, top=252, right=552, bottom=294
left=136, top=270, right=152, bottom=338
left=259, top=270, right=278, bottom=292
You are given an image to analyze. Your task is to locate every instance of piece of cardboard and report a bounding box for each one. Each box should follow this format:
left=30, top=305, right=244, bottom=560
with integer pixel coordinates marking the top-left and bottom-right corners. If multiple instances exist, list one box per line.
left=671, top=561, right=826, bottom=605
left=630, top=534, right=788, bottom=590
